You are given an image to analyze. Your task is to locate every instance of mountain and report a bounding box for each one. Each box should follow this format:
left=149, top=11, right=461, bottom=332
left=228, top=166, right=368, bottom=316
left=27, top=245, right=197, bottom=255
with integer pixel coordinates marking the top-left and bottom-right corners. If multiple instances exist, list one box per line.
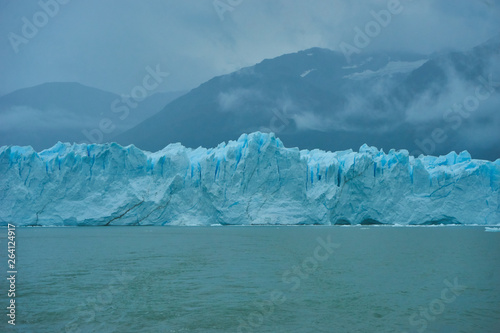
left=1, top=132, right=498, bottom=226
left=116, top=36, right=500, bottom=160
left=0, top=82, right=185, bottom=150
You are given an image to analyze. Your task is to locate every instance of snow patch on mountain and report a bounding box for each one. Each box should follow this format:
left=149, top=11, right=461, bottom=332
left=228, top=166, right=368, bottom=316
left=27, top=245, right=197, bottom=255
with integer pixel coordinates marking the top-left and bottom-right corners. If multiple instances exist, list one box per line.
left=345, top=60, right=428, bottom=80
left=300, top=69, right=316, bottom=77
left=342, top=57, right=374, bottom=69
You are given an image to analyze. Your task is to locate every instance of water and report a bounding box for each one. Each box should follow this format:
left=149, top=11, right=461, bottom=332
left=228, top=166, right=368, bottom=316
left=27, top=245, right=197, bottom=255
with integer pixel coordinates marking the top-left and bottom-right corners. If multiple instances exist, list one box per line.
left=1, top=226, right=499, bottom=332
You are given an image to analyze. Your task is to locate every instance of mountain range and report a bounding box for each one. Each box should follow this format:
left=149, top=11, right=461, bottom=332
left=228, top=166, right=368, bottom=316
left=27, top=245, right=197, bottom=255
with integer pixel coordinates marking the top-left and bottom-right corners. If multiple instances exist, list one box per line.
left=2, top=35, right=499, bottom=160
left=115, top=35, right=500, bottom=160
left=0, top=82, right=184, bottom=150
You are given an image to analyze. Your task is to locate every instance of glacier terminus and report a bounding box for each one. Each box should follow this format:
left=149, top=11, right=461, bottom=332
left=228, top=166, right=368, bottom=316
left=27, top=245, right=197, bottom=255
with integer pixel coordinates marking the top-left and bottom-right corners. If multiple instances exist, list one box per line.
left=1, top=132, right=499, bottom=226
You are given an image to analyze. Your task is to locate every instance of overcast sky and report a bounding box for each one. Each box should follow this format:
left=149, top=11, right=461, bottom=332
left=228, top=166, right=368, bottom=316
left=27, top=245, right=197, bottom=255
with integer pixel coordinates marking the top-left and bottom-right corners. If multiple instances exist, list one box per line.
left=0, top=0, right=499, bottom=96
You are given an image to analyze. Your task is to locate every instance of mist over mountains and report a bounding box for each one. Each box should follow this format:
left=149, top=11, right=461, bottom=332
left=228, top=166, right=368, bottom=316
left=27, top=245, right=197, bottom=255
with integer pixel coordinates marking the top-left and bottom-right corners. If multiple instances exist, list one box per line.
left=115, top=35, right=500, bottom=160
left=0, top=82, right=184, bottom=150
left=2, top=36, right=499, bottom=160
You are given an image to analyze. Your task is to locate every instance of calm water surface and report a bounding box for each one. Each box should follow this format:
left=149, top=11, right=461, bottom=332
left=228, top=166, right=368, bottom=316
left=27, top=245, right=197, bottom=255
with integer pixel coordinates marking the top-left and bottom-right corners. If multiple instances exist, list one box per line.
left=0, top=226, right=499, bottom=332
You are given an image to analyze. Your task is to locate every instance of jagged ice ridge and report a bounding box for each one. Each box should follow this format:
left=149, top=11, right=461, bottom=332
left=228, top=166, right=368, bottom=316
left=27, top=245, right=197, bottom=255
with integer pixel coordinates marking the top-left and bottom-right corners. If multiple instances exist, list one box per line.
left=1, top=132, right=499, bottom=226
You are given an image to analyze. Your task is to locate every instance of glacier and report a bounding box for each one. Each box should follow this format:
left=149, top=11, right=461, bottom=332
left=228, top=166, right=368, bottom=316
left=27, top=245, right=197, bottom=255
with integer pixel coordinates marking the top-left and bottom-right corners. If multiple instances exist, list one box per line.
left=0, top=132, right=499, bottom=226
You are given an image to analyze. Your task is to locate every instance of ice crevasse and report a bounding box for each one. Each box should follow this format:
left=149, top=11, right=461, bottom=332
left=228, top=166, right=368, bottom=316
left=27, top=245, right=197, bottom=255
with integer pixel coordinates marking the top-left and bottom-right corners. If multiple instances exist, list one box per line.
left=0, top=132, right=499, bottom=226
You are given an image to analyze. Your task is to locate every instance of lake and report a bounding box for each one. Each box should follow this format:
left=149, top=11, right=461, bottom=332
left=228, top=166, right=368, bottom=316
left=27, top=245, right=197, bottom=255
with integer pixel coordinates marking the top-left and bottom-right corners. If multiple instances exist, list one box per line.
left=1, top=226, right=499, bottom=332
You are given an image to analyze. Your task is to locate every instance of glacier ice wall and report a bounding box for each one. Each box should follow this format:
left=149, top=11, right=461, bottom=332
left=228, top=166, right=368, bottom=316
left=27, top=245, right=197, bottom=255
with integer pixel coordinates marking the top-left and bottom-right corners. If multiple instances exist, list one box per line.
left=0, top=132, right=499, bottom=226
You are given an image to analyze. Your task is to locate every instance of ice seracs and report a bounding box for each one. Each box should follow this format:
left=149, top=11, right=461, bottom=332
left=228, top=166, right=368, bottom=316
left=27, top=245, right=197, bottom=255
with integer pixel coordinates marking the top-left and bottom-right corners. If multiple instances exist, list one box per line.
left=0, top=132, right=499, bottom=226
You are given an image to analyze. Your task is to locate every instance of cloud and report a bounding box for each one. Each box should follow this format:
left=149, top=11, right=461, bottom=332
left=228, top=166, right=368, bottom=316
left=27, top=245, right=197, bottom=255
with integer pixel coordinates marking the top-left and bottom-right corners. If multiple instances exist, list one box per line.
left=0, top=0, right=498, bottom=96
left=0, top=0, right=499, bottom=158
left=217, top=88, right=263, bottom=112
left=404, top=64, right=474, bottom=124
left=291, top=111, right=333, bottom=132
left=0, top=106, right=95, bottom=132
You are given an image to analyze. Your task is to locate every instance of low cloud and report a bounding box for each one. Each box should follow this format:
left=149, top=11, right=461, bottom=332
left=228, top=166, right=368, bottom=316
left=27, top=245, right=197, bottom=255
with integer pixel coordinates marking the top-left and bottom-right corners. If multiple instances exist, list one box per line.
left=217, top=88, right=263, bottom=112
left=0, top=106, right=95, bottom=132
left=291, top=111, right=333, bottom=132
